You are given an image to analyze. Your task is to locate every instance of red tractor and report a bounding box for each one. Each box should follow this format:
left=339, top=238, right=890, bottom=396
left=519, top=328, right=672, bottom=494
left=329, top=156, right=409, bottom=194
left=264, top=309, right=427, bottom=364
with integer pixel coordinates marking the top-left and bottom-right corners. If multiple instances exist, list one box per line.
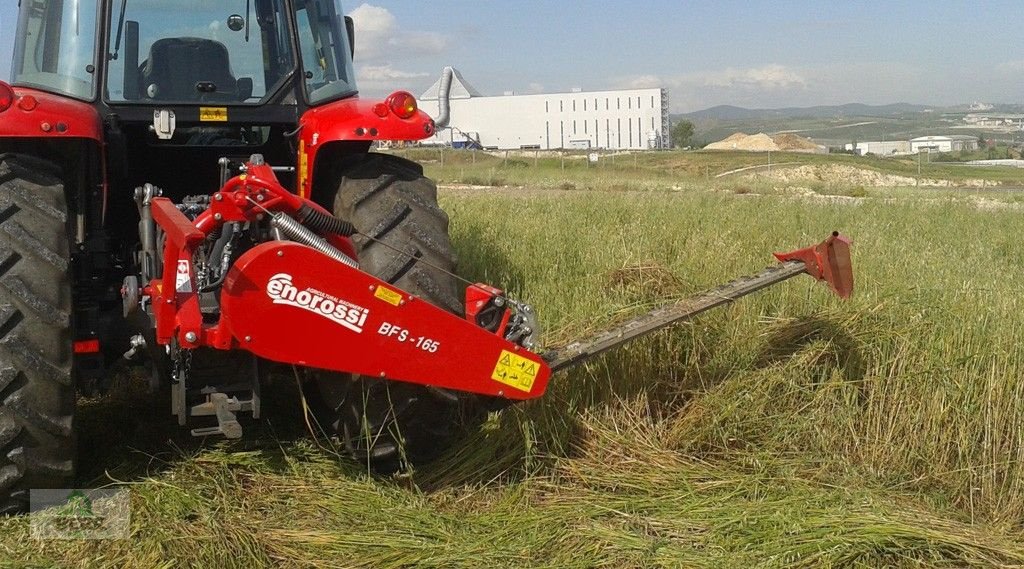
left=0, top=0, right=853, bottom=513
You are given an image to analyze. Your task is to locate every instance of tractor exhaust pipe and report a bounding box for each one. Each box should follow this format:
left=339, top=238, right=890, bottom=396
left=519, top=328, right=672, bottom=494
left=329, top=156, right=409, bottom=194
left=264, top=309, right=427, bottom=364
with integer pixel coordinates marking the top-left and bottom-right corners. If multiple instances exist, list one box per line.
left=433, top=66, right=455, bottom=128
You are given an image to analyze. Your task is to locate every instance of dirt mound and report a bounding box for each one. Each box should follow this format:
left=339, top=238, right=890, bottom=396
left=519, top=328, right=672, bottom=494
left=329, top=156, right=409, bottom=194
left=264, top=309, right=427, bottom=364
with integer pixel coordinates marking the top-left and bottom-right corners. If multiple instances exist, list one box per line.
left=707, top=132, right=823, bottom=153
left=718, top=132, right=750, bottom=144
left=749, top=164, right=989, bottom=187
left=707, top=132, right=779, bottom=152
left=772, top=133, right=820, bottom=151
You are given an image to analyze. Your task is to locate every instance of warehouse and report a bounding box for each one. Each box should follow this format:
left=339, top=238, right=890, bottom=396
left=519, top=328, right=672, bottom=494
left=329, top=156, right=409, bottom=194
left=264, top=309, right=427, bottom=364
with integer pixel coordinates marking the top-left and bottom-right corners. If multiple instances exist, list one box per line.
left=420, top=69, right=670, bottom=150
left=844, top=140, right=912, bottom=156
left=909, top=135, right=979, bottom=153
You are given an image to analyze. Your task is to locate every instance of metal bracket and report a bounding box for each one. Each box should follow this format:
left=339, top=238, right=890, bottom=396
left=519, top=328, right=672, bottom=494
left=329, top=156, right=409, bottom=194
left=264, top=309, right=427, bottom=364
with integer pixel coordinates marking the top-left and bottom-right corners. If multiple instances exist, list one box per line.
left=189, top=392, right=248, bottom=439
left=152, top=109, right=176, bottom=140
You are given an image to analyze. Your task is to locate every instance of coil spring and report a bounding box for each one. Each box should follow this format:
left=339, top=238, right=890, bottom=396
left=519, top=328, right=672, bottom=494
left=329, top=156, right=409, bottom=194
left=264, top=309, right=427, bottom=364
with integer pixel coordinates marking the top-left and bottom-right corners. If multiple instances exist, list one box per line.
left=298, top=205, right=356, bottom=236
left=270, top=213, right=359, bottom=269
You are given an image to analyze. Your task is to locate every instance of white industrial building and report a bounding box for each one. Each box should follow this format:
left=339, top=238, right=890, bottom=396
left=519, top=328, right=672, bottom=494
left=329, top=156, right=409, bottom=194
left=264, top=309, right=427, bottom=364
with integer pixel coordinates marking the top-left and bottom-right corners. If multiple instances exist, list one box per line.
left=844, top=140, right=912, bottom=156
left=420, top=69, right=670, bottom=150
left=909, top=136, right=979, bottom=153
left=845, top=135, right=979, bottom=156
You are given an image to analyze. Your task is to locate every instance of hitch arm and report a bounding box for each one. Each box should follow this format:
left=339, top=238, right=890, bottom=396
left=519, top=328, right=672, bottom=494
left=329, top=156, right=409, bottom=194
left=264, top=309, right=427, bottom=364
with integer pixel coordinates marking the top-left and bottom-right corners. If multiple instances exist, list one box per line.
left=543, top=233, right=853, bottom=372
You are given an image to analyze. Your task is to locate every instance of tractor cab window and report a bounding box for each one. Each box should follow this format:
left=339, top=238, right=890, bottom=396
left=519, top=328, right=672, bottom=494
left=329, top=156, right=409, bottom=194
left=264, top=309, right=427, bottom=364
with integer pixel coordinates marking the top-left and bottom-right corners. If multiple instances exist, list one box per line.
left=294, top=0, right=357, bottom=104
left=105, top=0, right=295, bottom=104
left=12, top=0, right=100, bottom=100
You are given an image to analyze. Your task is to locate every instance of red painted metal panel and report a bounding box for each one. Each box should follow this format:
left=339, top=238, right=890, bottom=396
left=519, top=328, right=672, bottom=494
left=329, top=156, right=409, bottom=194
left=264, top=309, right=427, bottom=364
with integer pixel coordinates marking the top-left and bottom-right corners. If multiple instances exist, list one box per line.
left=297, top=96, right=436, bottom=197
left=220, top=242, right=551, bottom=401
left=0, top=86, right=103, bottom=141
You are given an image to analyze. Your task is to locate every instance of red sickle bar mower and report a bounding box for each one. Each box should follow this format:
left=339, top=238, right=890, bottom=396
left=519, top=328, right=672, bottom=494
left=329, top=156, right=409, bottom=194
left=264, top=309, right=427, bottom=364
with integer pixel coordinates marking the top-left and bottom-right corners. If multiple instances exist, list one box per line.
left=141, top=155, right=853, bottom=430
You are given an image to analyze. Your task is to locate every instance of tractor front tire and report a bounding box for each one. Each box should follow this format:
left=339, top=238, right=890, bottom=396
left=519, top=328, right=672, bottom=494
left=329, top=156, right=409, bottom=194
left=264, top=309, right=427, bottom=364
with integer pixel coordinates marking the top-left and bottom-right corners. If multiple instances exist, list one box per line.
left=308, top=152, right=476, bottom=471
left=0, top=155, right=75, bottom=514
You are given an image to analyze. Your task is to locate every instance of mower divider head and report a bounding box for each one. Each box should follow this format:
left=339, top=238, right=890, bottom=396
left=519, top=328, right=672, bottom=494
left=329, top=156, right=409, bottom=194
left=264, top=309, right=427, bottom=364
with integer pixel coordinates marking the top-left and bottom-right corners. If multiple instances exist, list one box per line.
left=773, top=232, right=854, bottom=299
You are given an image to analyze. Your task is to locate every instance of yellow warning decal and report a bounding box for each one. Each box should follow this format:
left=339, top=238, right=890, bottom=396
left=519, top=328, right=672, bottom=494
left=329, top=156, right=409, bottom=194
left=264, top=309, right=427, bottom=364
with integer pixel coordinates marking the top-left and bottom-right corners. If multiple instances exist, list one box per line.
left=200, top=107, right=229, bottom=122
left=374, top=285, right=403, bottom=307
left=298, top=139, right=309, bottom=197
left=491, top=350, right=539, bottom=393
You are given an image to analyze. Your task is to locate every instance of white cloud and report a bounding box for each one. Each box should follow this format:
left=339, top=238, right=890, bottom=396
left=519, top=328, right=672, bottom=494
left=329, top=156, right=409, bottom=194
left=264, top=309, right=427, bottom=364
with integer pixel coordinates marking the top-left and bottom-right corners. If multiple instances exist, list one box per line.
left=357, top=64, right=429, bottom=82
left=700, top=64, right=807, bottom=90
left=613, top=65, right=808, bottom=112
left=620, top=74, right=662, bottom=89
left=997, top=61, right=1024, bottom=72
left=525, top=82, right=545, bottom=94
left=616, top=65, right=806, bottom=94
left=348, top=3, right=448, bottom=63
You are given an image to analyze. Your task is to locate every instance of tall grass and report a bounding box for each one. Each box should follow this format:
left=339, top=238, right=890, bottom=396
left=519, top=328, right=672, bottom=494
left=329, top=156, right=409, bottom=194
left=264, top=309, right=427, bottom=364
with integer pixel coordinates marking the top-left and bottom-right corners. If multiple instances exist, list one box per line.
left=3, top=178, right=1024, bottom=567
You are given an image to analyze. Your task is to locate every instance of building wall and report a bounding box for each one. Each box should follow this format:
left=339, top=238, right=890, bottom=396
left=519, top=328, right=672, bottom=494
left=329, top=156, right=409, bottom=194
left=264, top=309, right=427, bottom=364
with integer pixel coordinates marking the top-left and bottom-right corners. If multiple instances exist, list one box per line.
left=909, top=137, right=979, bottom=153
left=910, top=137, right=953, bottom=153
left=428, top=88, right=668, bottom=150
left=846, top=140, right=911, bottom=156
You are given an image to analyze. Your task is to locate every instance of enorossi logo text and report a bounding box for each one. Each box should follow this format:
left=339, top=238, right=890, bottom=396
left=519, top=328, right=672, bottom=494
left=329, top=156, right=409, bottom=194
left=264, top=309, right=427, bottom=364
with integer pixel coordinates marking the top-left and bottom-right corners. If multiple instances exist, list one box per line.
left=266, top=273, right=369, bottom=333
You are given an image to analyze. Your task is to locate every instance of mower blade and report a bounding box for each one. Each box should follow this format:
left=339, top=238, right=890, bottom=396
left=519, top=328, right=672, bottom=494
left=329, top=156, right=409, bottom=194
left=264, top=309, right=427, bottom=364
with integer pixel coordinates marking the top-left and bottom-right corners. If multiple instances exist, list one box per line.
left=544, top=232, right=853, bottom=372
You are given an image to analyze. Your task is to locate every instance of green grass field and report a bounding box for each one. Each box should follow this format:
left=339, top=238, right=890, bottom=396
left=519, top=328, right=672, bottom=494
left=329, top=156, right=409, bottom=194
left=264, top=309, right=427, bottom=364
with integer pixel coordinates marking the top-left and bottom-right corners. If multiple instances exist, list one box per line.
left=3, top=151, right=1024, bottom=567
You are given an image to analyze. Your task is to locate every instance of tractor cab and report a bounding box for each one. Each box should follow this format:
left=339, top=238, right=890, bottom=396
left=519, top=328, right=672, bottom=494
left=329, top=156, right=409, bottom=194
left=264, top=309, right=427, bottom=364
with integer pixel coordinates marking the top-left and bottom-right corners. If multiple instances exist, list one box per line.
left=7, top=0, right=391, bottom=241
left=12, top=0, right=356, bottom=109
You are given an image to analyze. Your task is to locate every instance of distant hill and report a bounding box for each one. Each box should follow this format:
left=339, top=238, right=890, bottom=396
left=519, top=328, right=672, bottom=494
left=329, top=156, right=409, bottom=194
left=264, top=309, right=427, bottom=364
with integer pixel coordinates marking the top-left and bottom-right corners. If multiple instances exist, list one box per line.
left=679, top=103, right=935, bottom=121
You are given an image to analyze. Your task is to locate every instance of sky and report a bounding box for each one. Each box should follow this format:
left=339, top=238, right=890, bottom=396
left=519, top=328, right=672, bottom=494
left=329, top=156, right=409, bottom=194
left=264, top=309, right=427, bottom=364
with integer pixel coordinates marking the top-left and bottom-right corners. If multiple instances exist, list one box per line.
left=3, top=1, right=1024, bottom=112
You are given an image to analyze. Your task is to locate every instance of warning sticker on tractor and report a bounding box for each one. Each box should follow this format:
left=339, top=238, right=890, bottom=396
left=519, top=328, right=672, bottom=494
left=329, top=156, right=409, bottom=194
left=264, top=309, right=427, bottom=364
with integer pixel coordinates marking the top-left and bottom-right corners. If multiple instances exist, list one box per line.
left=175, top=259, right=193, bottom=293
left=491, top=350, right=539, bottom=392
left=199, top=107, right=228, bottom=122
left=373, top=286, right=403, bottom=306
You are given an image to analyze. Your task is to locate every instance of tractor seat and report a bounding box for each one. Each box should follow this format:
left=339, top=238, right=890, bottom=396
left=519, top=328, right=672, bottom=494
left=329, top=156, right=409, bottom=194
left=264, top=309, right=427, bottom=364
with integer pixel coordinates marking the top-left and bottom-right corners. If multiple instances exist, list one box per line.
left=140, top=38, right=251, bottom=102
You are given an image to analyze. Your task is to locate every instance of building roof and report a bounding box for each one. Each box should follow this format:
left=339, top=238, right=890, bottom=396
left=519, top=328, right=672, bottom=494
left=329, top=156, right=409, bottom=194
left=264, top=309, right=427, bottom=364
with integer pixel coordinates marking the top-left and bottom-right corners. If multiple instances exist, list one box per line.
left=910, top=135, right=977, bottom=142
left=420, top=68, right=482, bottom=101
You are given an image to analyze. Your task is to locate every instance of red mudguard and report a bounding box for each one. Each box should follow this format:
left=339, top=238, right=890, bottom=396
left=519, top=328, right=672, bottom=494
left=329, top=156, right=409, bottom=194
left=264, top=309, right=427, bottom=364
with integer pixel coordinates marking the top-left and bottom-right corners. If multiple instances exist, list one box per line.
left=0, top=85, right=103, bottom=140
left=219, top=242, right=552, bottom=401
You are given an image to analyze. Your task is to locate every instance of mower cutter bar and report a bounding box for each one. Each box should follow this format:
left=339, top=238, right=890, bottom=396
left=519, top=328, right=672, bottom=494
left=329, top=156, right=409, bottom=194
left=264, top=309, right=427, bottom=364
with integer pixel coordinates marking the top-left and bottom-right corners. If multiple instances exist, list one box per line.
left=543, top=233, right=853, bottom=373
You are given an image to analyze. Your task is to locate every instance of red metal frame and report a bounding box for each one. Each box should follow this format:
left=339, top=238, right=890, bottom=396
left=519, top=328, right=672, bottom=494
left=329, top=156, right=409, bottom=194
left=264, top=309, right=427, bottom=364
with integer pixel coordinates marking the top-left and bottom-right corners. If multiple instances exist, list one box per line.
left=146, top=160, right=551, bottom=400
left=296, top=95, right=436, bottom=198
left=465, top=283, right=512, bottom=336
left=0, top=84, right=104, bottom=142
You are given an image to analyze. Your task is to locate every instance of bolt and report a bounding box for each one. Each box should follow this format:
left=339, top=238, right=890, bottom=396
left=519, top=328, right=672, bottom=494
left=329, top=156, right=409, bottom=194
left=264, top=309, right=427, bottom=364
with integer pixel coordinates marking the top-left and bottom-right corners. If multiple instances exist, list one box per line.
left=277, top=251, right=284, bottom=257
left=399, top=299, right=405, bottom=306
left=214, top=213, right=223, bottom=220
left=256, top=194, right=265, bottom=202
left=498, top=390, right=504, bottom=397
left=214, top=193, right=223, bottom=201
left=184, top=331, right=197, bottom=343
left=369, top=285, right=376, bottom=291
left=379, top=372, right=386, bottom=378
left=245, top=335, right=252, bottom=342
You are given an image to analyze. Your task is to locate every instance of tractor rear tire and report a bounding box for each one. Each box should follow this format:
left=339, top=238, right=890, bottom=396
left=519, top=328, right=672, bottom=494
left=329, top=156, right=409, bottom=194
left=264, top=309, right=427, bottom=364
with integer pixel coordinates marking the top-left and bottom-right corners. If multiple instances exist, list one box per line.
left=0, top=154, right=75, bottom=514
left=308, top=152, right=477, bottom=472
